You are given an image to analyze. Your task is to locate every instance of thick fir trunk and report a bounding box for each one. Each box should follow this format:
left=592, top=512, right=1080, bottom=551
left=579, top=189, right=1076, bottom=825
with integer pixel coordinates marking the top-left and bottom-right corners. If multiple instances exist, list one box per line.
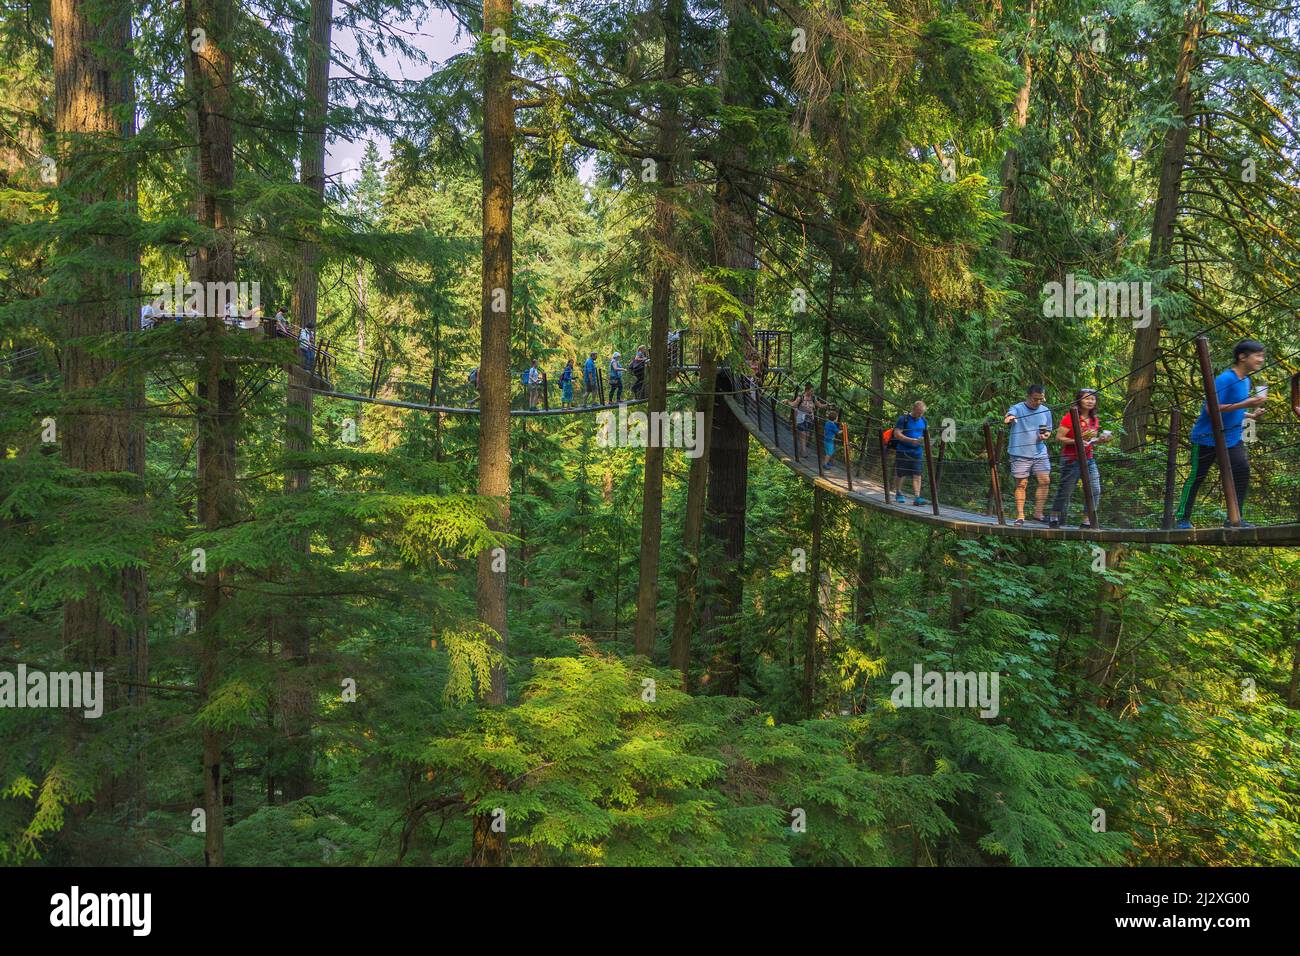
left=470, top=0, right=513, bottom=868
left=52, top=0, right=147, bottom=819
left=1122, top=2, right=1205, bottom=452
left=699, top=0, right=757, bottom=693
left=279, top=0, right=333, bottom=803
left=701, top=366, right=748, bottom=694
left=800, top=314, right=833, bottom=715
left=668, top=350, right=717, bottom=683
left=186, top=0, right=238, bottom=867
left=633, top=0, right=682, bottom=658
left=476, top=0, right=513, bottom=706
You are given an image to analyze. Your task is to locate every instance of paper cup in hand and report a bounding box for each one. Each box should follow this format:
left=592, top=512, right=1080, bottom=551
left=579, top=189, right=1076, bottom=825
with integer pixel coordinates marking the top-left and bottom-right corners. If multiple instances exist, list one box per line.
left=1255, top=386, right=1269, bottom=399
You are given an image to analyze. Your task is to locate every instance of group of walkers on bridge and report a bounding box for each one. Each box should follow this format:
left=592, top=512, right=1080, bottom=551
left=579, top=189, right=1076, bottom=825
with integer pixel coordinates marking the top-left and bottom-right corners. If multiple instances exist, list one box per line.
left=778, top=338, right=1294, bottom=532
left=467, top=331, right=687, bottom=411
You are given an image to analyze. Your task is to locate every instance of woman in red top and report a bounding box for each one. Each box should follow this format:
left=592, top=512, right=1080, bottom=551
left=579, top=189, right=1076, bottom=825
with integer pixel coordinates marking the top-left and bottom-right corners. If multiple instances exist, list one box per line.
left=1048, top=389, right=1111, bottom=529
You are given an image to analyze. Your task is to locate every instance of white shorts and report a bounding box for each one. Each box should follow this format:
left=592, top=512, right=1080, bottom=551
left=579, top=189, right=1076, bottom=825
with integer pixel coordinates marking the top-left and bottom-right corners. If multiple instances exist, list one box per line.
left=1010, top=454, right=1051, bottom=480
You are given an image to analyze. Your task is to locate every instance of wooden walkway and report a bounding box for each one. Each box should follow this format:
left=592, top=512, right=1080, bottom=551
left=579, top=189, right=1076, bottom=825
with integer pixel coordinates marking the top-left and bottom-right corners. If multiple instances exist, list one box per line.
left=310, top=388, right=647, bottom=418
left=724, top=389, right=1300, bottom=548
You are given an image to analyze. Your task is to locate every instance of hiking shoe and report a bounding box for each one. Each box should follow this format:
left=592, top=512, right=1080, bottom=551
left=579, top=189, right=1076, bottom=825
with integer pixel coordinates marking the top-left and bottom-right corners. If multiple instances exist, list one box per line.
left=1175, top=520, right=1193, bottom=530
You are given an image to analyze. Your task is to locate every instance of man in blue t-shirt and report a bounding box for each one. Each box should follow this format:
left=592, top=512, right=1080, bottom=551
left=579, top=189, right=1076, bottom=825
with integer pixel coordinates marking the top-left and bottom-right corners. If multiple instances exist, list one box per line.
left=1176, top=339, right=1268, bottom=529
left=1003, top=384, right=1054, bottom=525
left=890, top=400, right=929, bottom=506
left=582, top=352, right=598, bottom=405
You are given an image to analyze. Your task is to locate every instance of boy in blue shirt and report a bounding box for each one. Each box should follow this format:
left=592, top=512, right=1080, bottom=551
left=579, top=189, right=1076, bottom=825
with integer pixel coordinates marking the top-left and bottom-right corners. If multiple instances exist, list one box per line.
left=890, top=400, right=929, bottom=506
left=1175, top=339, right=1268, bottom=528
left=821, top=408, right=841, bottom=470
left=1003, top=384, right=1054, bottom=525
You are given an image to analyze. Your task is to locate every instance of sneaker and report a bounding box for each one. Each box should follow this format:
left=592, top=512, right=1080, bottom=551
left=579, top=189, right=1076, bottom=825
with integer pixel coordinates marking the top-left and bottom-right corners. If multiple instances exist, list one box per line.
left=1079, top=521, right=1093, bottom=529
left=1224, top=520, right=1256, bottom=529
left=1048, top=517, right=1060, bottom=529
left=1175, top=520, right=1193, bottom=530
left=1032, top=515, right=1048, bottom=524
left=913, top=497, right=928, bottom=506
left=1014, top=517, right=1025, bottom=527
left=895, top=494, right=906, bottom=504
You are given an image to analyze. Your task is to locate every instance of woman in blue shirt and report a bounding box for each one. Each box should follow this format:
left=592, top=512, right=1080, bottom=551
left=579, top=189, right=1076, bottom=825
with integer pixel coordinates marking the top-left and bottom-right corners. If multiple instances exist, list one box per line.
left=559, top=359, right=575, bottom=408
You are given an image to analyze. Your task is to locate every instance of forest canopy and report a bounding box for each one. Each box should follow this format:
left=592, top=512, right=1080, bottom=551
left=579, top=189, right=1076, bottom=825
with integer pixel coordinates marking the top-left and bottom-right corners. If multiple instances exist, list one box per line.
left=0, top=0, right=1297, bottom=869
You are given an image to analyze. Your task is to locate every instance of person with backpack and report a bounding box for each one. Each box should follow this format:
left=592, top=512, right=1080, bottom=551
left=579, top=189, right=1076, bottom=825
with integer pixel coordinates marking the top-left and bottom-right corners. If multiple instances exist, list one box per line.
left=630, top=347, right=648, bottom=399
left=608, top=351, right=626, bottom=403
left=583, top=352, right=599, bottom=405
left=787, top=382, right=825, bottom=458
left=559, top=358, right=575, bottom=409
left=1003, top=384, right=1054, bottom=526
left=1175, top=338, right=1269, bottom=529
left=821, top=408, right=842, bottom=470
left=889, top=400, right=929, bottom=506
left=1048, top=389, right=1110, bottom=529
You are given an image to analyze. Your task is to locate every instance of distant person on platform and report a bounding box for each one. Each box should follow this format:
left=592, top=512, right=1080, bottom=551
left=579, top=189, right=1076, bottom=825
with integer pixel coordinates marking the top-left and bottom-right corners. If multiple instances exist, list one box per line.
left=1175, top=338, right=1268, bottom=529
left=891, top=400, right=929, bottom=506
left=274, top=308, right=291, bottom=338
left=1004, top=384, right=1054, bottom=526
left=299, top=323, right=315, bottom=372
left=608, top=351, right=626, bottom=404
left=559, top=358, right=575, bottom=409
left=583, top=351, right=599, bottom=405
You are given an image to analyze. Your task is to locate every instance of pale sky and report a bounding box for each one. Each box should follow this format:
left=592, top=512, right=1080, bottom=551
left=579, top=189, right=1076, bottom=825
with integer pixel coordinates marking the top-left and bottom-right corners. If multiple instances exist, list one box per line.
left=327, top=9, right=470, bottom=183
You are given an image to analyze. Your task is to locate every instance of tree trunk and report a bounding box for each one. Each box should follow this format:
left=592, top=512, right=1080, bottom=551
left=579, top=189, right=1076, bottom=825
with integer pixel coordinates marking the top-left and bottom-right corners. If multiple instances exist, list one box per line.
left=801, top=312, right=833, bottom=715
left=279, top=0, right=332, bottom=803
left=476, top=0, right=513, bottom=706
left=186, top=0, right=238, bottom=867
left=633, top=0, right=682, bottom=658
left=994, top=0, right=1036, bottom=256
left=700, top=366, right=748, bottom=694
left=52, top=0, right=147, bottom=820
left=1082, top=545, right=1126, bottom=706
left=1121, top=1, right=1205, bottom=452
left=668, top=349, right=717, bottom=684
left=470, top=0, right=514, bottom=868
